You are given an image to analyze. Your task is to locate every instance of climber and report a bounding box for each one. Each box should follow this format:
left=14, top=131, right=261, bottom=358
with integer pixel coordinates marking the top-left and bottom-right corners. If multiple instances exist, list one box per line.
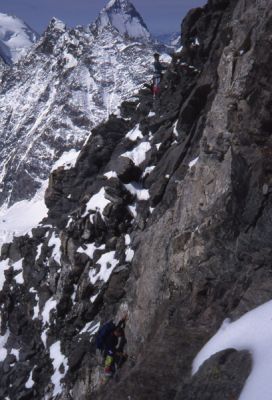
left=96, top=316, right=128, bottom=379
left=152, top=53, right=167, bottom=97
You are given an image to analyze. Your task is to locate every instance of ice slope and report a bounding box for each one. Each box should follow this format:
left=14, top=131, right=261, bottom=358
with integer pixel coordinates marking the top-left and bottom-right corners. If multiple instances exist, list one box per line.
left=0, top=13, right=38, bottom=64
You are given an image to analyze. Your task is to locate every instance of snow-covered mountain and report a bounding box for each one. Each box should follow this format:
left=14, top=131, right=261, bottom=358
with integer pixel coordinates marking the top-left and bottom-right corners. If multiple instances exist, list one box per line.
left=0, top=1, right=158, bottom=243
left=0, top=13, right=39, bottom=64
left=155, top=32, right=181, bottom=49
left=92, top=0, right=152, bottom=42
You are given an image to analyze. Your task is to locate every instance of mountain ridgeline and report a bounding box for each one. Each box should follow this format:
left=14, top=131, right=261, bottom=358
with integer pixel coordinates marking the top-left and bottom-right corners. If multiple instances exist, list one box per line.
left=0, top=0, right=272, bottom=399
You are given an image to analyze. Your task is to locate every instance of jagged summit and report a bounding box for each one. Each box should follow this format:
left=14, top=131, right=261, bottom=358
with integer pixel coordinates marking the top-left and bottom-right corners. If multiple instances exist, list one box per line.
left=0, top=12, right=39, bottom=64
left=46, top=17, right=66, bottom=32
left=104, top=0, right=140, bottom=11
left=93, top=0, right=152, bottom=41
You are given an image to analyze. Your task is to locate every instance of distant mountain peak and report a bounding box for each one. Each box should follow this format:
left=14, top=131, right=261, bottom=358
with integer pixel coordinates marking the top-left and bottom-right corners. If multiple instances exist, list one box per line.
left=0, top=12, right=39, bottom=64
left=93, top=0, right=151, bottom=41
left=105, top=0, right=135, bottom=10
left=155, top=32, right=181, bottom=49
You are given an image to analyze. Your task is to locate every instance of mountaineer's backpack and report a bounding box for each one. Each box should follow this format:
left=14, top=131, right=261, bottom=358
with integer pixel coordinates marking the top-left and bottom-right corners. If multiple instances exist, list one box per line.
left=96, top=320, right=115, bottom=351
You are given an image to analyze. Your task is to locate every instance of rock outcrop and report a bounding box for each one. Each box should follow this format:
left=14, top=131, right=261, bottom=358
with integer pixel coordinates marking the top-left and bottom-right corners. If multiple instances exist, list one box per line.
left=0, top=0, right=272, bottom=399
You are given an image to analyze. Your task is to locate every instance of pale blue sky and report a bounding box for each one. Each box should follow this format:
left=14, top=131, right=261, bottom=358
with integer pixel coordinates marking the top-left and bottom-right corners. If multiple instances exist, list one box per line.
left=0, top=0, right=207, bottom=35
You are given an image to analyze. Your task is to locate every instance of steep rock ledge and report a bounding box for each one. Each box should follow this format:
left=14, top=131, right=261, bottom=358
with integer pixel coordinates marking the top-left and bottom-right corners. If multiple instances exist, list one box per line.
left=0, top=0, right=272, bottom=399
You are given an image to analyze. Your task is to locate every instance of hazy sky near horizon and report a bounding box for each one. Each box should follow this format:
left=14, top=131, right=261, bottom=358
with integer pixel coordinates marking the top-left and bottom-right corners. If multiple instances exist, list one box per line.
left=0, top=0, right=207, bottom=35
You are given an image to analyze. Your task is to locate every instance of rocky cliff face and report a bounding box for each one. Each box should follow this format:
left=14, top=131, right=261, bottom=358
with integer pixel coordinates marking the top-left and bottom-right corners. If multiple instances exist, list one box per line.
left=0, top=0, right=272, bottom=399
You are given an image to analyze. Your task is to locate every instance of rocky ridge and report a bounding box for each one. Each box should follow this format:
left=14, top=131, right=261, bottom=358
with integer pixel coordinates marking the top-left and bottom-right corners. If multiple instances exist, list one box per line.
left=0, top=0, right=272, bottom=399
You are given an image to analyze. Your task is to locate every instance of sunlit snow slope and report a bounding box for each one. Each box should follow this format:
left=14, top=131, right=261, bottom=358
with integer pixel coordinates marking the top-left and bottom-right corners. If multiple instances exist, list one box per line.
left=193, top=300, right=272, bottom=400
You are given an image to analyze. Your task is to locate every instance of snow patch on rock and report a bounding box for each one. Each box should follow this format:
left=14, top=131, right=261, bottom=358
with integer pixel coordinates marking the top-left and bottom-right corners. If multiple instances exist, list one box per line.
left=80, top=321, right=100, bottom=335
left=189, top=156, right=199, bottom=169
left=124, top=183, right=150, bottom=201
left=84, top=188, right=111, bottom=217
left=0, top=329, right=9, bottom=362
left=90, top=251, right=118, bottom=284
left=25, top=370, right=34, bottom=389
left=42, top=298, right=57, bottom=325
left=0, top=260, right=10, bottom=290
left=52, top=149, right=80, bottom=171
left=121, top=141, right=151, bottom=166
left=125, top=124, right=143, bottom=142
left=143, top=165, right=155, bottom=178
left=77, top=243, right=105, bottom=260
left=49, top=341, right=68, bottom=396
left=48, top=232, right=62, bottom=265
left=193, top=300, right=272, bottom=400
left=104, top=171, right=118, bottom=179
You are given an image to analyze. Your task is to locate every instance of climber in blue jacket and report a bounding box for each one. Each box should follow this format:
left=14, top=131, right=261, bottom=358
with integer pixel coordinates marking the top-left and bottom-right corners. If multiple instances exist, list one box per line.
left=152, top=53, right=167, bottom=96
left=96, top=316, right=128, bottom=378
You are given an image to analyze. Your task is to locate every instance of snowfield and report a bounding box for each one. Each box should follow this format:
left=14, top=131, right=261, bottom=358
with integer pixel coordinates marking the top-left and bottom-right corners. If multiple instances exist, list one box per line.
left=193, top=300, right=272, bottom=400
left=0, top=181, right=48, bottom=247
